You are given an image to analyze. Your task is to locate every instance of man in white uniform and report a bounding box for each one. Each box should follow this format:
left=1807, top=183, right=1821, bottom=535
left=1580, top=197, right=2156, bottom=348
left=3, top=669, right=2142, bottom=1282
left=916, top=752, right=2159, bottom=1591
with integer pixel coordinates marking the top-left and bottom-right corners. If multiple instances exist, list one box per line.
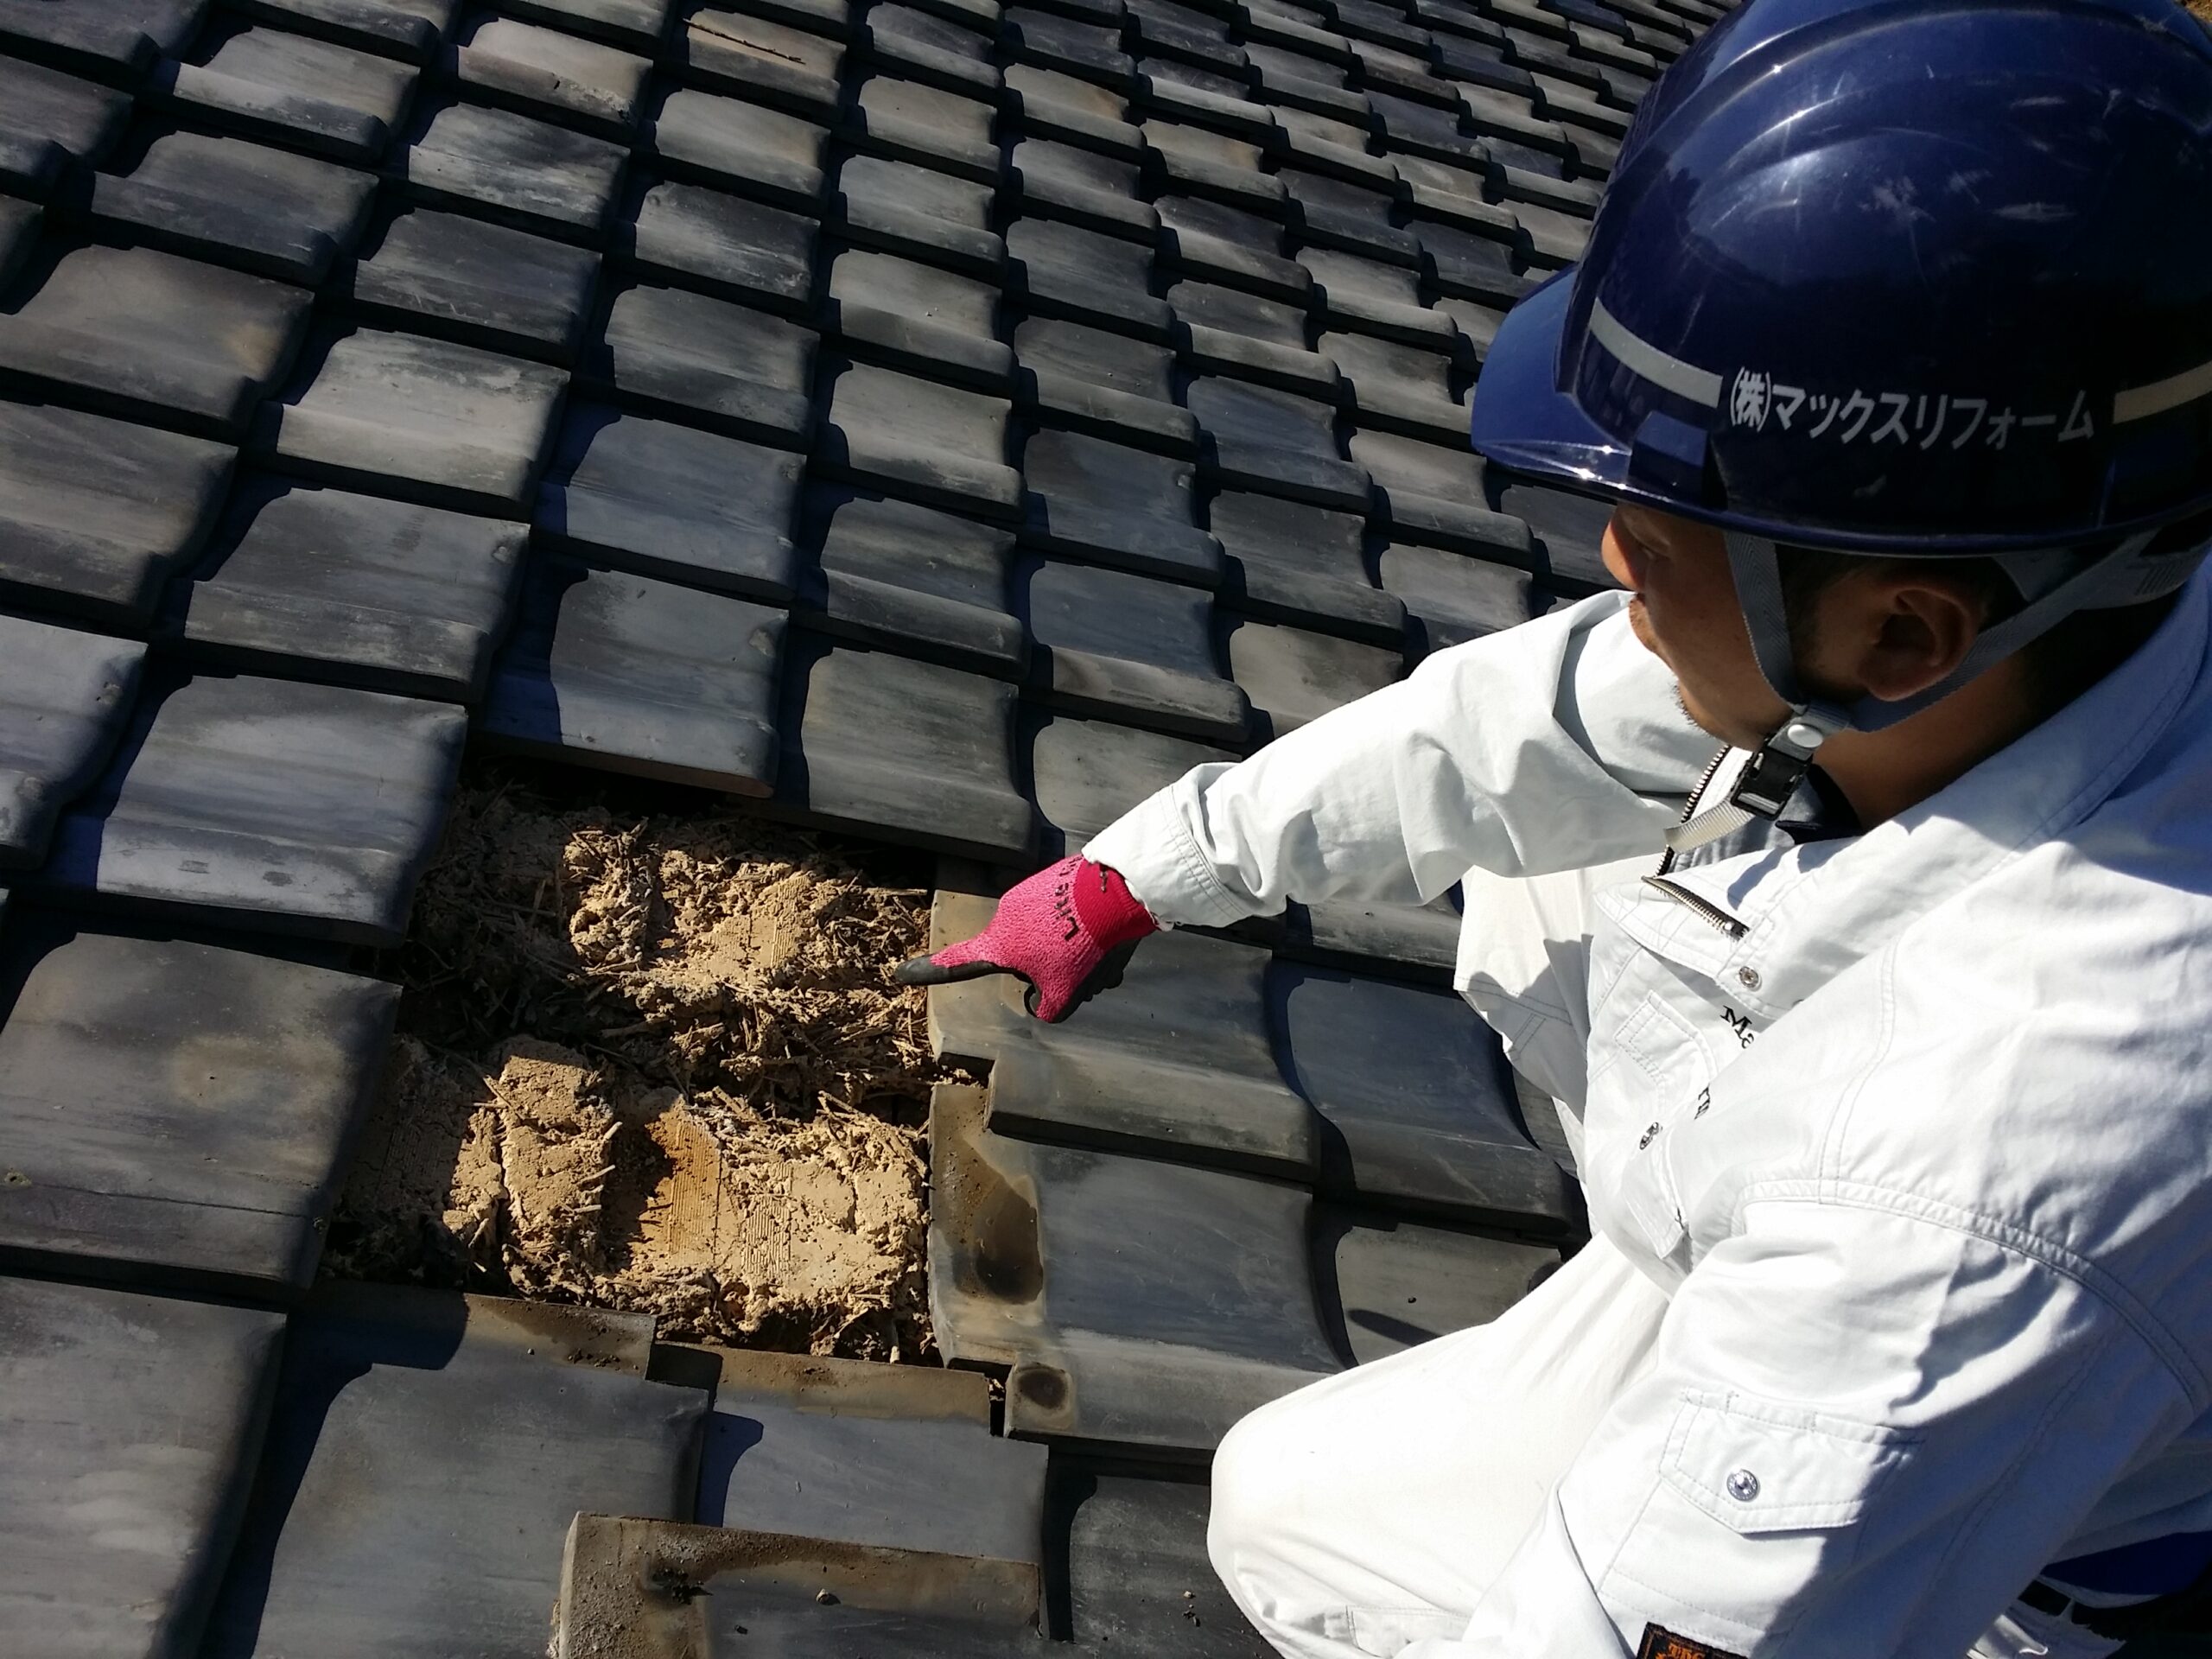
left=902, top=0, right=2212, bottom=1651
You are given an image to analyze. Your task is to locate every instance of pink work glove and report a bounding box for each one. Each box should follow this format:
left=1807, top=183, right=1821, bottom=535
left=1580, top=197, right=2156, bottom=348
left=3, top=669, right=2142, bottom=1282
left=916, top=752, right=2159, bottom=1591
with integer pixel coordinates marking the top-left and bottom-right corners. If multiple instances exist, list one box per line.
left=893, top=855, right=1159, bottom=1021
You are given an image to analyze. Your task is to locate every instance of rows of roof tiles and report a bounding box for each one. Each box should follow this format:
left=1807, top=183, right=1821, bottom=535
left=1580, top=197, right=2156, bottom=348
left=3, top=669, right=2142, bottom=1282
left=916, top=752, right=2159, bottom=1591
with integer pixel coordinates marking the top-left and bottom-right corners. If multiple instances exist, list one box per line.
left=0, top=0, right=1726, bottom=1651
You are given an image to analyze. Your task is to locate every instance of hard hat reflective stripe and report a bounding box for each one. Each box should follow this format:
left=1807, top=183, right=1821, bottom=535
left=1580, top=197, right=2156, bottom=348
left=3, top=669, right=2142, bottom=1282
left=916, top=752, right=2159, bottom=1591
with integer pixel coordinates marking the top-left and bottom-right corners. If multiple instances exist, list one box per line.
left=1589, top=298, right=1723, bottom=409
left=2114, top=356, right=2212, bottom=424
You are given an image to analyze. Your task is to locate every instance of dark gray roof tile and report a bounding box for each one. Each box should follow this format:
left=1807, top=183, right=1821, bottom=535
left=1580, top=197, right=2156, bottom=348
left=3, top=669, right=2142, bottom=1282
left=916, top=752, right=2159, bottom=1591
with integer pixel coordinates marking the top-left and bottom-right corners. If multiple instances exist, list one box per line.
left=0, top=0, right=203, bottom=83
left=1173, top=287, right=1338, bottom=398
left=1003, top=5, right=1132, bottom=85
left=0, top=1278, right=283, bottom=1659
left=1185, top=374, right=1369, bottom=509
left=1431, top=290, right=1503, bottom=354
left=803, top=488, right=1027, bottom=673
left=449, top=15, right=653, bottom=138
left=817, top=356, right=1021, bottom=519
left=930, top=1082, right=1335, bottom=1453
left=36, top=668, right=467, bottom=945
left=1021, top=428, right=1224, bottom=585
left=1356, top=41, right=1460, bottom=109
left=1157, top=191, right=1307, bottom=301
left=0, top=614, right=144, bottom=868
left=1413, top=210, right=1529, bottom=308
left=1210, top=488, right=1403, bottom=639
left=1301, top=244, right=1456, bottom=346
left=849, top=72, right=1000, bottom=181
left=824, top=246, right=1014, bottom=391
left=749, top=0, right=855, bottom=45
left=1352, top=423, right=1532, bottom=556
left=0, top=241, right=313, bottom=439
left=833, top=152, right=1003, bottom=277
left=1570, top=21, right=1654, bottom=71
left=1456, top=78, right=1571, bottom=155
left=1004, top=60, right=1147, bottom=156
left=1022, top=556, right=1250, bottom=741
left=1007, top=214, right=1173, bottom=341
left=483, top=551, right=785, bottom=791
left=0, top=399, right=236, bottom=626
left=1491, top=472, right=1614, bottom=589
left=1007, top=136, right=1158, bottom=240
left=88, top=129, right=379, bottom=285
left=1128, top=0, right=1244, bottom=72
left=203, top=1286, right=708, bottom=1659
left=0, top=916, right=399, bottom=1291
left=0, top=197, right=36, bottom=292
left=694, top=1347, right=1049, bottom=1560
left=1281, top=963, right=1577, bottom=1224
left=500, top=0, right=676, bottom=52
left=1321, top=1210, right=1557, bottom=1363
left=392, top=96, right=630, bottom=239
left=1025, top=707, right=1236, bottom=856
left=1283, top=166, right=1421, bottom=264
left=1321, top=327, right=1467, bottom=439
left=1143, top=118, right=1287, bottom=212
left=677, top=4, right=844, bottom=119
left=1497, top=157, right=1603, bottom=215
left=1240, top=2, right=1357, bottom=68
left=1433, top=36, right=1532, bottom=95
left=777, top=635, right=1034, bottom=861
left=861, top=2, right=1002, bottom=99
left=1014, top=315, right=1194, bottom=451
left=644, top=84, right=828, bottom=211
left=582, top=276, right=818, bottom=443
left=537, top=402, right=804, bottom=599
left=254, top=324, right=569, bottom=513
left=621, top=176, right=817, bottom=308
left=342, top=201, right=601, bottom=363
left=174, top=474, right=528, bottom=700
left=161, top=21, right=420, bottom=163
left=1410, top=0, right=1504, bottom=46
left=1376, top=538, right=1535, bottom=651
left=1221, top=610, right=1402, bottom=735
left=224, top=0, right=456, bottom=63
left=1054, top=1467, right=1280, bottom=1657
left=1260, top=887, right=1464, bottom=976
left=0, top=56, right=130, bottom=196
left=556, top=1513, right=1039, bottom=1658
left=1139, top=71, right=1278, bottom=144
left=1332, top=0, right=1433, bottom=53
left=976, top=922, right=1318, bottom=1173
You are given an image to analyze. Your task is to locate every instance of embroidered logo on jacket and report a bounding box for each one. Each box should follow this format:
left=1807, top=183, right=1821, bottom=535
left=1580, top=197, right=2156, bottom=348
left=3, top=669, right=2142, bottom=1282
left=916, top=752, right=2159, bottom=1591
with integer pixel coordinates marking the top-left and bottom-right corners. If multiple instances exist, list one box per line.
left=1637, top=1624, right=1750, bottom=1659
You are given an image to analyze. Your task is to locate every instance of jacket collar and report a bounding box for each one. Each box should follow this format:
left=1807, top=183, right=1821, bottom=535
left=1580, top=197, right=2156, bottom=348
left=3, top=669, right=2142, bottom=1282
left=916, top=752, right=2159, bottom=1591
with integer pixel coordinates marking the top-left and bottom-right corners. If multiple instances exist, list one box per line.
left=1604, top=568, right=2212, bottom=1020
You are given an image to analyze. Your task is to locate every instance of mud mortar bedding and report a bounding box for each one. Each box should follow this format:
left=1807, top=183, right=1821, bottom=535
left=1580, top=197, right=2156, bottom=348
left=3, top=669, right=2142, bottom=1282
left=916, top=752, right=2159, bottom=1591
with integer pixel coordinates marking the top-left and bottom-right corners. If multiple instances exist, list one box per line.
left=327, top=772, right=957, bottom=1360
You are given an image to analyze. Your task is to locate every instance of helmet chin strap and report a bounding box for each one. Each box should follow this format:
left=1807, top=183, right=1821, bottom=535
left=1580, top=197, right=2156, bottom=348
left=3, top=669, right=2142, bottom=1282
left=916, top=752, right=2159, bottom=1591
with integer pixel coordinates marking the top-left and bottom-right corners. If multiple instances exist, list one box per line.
left=1664, top=528, right=2169, bottom=855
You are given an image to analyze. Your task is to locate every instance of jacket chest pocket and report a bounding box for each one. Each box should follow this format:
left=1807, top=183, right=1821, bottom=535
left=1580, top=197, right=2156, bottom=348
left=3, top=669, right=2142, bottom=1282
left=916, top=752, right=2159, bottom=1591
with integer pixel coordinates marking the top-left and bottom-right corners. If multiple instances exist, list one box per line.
left=1593, top=994, right=1718, bottom=1262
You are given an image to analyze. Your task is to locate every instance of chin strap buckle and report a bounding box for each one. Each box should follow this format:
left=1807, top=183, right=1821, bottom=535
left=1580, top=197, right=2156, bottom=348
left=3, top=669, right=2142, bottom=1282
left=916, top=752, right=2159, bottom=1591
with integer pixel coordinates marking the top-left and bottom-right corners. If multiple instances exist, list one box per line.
left=1664, top=709, right=1847, bottom=855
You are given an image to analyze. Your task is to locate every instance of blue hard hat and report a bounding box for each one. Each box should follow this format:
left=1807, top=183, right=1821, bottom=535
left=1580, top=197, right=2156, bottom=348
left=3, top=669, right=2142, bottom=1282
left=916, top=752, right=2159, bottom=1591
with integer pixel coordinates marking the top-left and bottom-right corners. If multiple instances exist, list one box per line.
left=1470, top=0, right=2212, bottom=830
left=1471, top=0, right=2212, bottom=558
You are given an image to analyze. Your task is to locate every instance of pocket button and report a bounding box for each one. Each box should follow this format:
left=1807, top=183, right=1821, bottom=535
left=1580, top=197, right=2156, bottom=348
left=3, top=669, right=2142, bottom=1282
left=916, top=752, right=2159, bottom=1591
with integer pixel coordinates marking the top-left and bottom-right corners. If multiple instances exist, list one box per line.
left=1726, top=1468, right=1760, bottom=1502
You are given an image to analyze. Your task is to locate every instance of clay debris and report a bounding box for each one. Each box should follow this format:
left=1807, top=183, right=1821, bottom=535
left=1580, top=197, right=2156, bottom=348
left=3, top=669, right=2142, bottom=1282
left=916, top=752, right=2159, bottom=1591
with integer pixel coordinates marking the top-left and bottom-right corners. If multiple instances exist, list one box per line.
left=328, top=777, right=954, bottom=1359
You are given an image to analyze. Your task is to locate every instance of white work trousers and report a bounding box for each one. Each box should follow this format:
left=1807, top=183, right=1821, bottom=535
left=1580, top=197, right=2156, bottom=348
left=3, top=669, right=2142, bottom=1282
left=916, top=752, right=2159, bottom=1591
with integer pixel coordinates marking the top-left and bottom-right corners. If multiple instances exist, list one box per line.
left=1206, top=864, right=2126, bottom=1659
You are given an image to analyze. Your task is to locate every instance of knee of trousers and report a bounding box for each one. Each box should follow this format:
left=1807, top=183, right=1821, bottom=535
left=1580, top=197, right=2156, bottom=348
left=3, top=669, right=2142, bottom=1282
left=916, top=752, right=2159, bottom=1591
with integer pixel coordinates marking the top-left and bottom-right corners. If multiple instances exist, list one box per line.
left=1206, top=1390, right=1319, bottom=1599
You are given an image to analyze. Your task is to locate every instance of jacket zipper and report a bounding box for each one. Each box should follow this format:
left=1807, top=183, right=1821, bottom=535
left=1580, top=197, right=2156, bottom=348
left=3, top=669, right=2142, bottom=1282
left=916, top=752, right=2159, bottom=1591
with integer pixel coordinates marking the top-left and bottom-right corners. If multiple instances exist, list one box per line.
left=1641, top=874, right=1749, bottom=938
left=1655, top=745, right=1732, bottom=880
left=1647, top=745, right=1751, bottom=937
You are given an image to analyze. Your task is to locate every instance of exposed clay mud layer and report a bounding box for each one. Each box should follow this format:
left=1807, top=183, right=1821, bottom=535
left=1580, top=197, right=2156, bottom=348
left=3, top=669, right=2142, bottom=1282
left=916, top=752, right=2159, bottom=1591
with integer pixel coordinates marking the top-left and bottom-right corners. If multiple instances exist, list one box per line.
left=327, top=770, right=958, bottom=1359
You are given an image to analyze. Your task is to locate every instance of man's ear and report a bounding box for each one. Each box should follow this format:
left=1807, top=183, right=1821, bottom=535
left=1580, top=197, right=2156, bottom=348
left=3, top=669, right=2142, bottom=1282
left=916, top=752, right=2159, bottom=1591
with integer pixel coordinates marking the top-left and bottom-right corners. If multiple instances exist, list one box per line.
left=1838, top=570, right=1987, bottom=703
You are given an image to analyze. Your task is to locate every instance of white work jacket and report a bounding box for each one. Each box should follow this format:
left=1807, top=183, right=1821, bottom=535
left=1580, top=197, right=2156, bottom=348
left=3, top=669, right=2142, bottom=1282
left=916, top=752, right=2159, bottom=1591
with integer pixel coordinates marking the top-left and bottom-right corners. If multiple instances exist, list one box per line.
left=1086, top=571, right=2212, bottom=1656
